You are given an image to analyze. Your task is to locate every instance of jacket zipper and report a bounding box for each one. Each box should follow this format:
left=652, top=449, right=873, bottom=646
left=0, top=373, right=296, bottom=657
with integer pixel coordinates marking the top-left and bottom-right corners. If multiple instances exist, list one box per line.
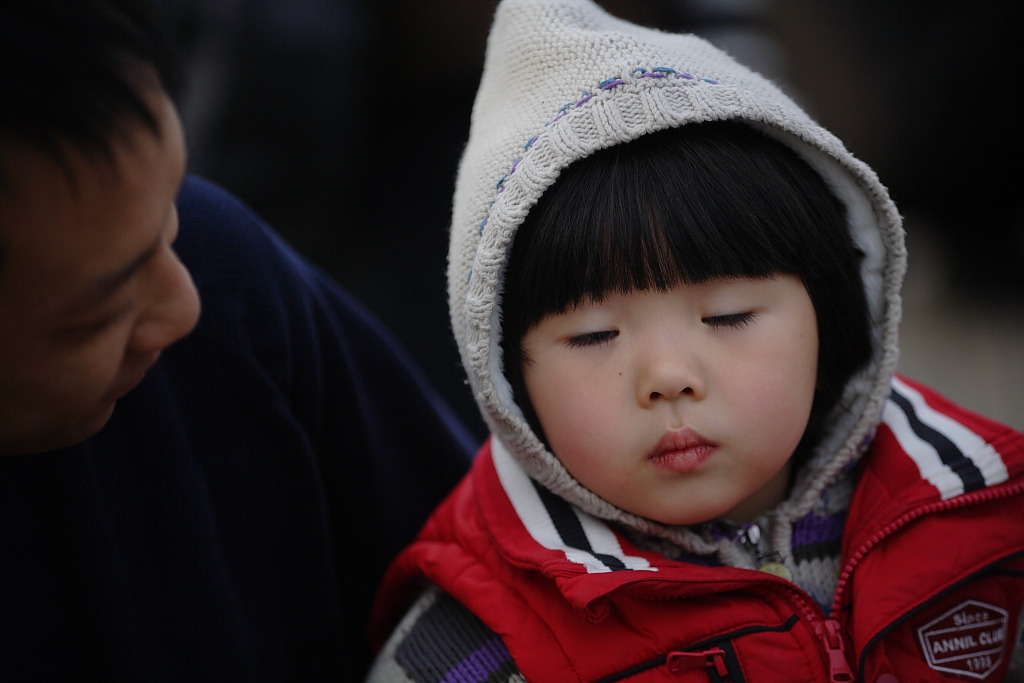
left=814, top=618, right=854, bottom=682
left=599, top=482, right=1022, bottom=682
left=827, top=480, right=1024, bottom=675
left=666, top=648, right=729, bottom=678
left=595, top=617, right=802, bottom=682
left=763, top=480, right=1024, bottom=682
left=769, top=581, right=854, bottom=682
left=828, top=481, right=1024, bottom=620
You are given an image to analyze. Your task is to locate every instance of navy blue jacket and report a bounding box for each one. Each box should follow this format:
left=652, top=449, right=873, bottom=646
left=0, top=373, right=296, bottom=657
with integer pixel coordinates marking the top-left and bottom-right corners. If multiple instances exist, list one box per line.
left=0, top=177, right=474, bottom=681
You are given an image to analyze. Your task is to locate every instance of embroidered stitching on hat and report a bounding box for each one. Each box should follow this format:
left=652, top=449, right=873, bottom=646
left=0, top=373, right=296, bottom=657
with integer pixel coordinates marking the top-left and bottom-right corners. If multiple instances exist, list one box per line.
left=476, top=66, right=721, bottom=240
left=916, top=599, right=1009, bottom=680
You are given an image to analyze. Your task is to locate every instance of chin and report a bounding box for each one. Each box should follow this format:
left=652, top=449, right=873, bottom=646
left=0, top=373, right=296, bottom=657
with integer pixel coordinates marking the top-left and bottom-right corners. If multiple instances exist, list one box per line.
left=647, top=510, right=720, bottom=527
left=648, top=501, right=741, bottom=527
left=0, top=400, right=117, bottom=456
left=58, top=402, right=118, bottom=450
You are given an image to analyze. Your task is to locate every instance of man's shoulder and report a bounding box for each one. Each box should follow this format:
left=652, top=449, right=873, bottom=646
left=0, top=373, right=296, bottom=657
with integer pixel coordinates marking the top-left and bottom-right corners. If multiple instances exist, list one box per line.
left=174, top=176, right=299, bottom=279
left=171, top=175, right=344, bottom=340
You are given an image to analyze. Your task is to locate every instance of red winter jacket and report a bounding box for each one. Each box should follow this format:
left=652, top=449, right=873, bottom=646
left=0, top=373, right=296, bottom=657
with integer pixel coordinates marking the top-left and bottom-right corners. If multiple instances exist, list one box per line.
left=373, top=378, right=1024, bottom=682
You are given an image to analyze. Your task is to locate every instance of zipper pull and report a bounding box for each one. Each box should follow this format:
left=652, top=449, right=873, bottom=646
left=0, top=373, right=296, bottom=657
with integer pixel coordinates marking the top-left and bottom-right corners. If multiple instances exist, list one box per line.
left=667, top=647, right=729, bottom=678
left=738, top=523, right=793, bottom=581
left=815, top=619, right=854, bottom=682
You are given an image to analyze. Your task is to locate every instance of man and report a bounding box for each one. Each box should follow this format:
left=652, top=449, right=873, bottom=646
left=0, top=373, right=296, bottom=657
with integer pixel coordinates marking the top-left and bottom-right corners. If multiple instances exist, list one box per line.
left=0, top=0, right=472, bottom=678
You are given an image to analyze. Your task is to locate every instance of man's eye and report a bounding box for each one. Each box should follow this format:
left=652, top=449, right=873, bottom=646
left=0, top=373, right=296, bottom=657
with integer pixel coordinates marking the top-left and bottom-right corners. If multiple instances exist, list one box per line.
left=63, top=316, right=118, bottom=338
left=59, top=306, right=132, bottom=341
left=703, top=312, right=757, bottom=329
left=566, top=330, right=618, bottom=348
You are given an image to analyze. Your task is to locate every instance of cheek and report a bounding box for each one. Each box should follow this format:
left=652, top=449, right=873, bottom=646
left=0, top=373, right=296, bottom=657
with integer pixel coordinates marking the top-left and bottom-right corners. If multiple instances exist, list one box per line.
left=43, top=329, right=134, bottom=396
left=525, top=364, right=628, bottom=478
left=525, top=365, right=578, bottom=445
left=0, top=345, right=117, bottom=447
left=733, top=375, right=813, bottom=443
left=731, top=332, right=818, bottom=443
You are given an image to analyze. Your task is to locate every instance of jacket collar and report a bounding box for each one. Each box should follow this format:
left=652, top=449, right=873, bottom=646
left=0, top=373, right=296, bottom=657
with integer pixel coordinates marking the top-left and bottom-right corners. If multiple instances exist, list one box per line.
left=845, top=375, right=1019, bottom=551
left=477, top=438, right=782, bottom=616
left=476, top=375, right=1021, bottom=610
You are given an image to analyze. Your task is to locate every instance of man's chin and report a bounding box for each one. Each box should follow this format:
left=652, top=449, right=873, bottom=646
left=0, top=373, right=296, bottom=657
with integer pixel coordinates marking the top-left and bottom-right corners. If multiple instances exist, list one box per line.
left=0, top=401, right=116, bottom=457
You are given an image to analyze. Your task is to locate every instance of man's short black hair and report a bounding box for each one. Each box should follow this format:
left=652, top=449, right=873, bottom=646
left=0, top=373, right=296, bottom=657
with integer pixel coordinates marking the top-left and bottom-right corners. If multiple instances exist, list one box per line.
left=0, top=0, right=182, bottom=185
left=501, top=120, right=873, bottom=466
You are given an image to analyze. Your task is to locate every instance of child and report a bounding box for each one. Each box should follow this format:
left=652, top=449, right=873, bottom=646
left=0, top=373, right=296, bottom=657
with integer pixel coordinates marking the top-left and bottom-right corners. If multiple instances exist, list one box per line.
left=368, top=0, right=1024, bottom=680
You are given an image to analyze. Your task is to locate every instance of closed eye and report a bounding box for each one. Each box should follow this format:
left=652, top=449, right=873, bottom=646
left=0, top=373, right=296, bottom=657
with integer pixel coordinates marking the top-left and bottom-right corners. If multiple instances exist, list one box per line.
left=566, top=330, right=618, bottom=348
left=58, top=304, right=134, bottom=341
left=703, top=312, right=757, bottom=330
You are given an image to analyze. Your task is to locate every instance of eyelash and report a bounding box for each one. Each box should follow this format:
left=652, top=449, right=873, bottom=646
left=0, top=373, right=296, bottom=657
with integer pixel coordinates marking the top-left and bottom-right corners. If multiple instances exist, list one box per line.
left=566, top=330, right=618, bottom=348
left=564, top=312, right=756, bottom=347
left=703, top=312, right=757, bottom=329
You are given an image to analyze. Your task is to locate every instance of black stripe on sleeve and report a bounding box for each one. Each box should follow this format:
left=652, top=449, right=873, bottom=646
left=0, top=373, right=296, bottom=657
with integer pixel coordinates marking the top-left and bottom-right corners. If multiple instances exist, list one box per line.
left=890, top=388, right=986, bottom=492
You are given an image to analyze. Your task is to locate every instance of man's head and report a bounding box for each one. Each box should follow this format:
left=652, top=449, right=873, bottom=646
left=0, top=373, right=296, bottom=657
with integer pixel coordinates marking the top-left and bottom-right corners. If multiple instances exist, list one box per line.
left=0, top=0, right=200, bottom=455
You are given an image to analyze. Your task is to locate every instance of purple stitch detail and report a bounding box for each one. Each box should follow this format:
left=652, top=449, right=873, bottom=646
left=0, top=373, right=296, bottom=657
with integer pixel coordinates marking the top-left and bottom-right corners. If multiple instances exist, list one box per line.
left=439, top=635, right=511, bottom=683
left=705, top=520, right=748, bottom=543
left=792, top=512, right=846, bottom=547
left=478, top=66, right=727, bottom=247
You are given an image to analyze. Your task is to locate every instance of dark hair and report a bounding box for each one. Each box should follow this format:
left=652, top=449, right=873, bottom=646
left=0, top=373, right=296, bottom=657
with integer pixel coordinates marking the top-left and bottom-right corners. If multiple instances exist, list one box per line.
left=0, top=0, right=182, bottom=186
left=501, top=120, right=872, bottom=465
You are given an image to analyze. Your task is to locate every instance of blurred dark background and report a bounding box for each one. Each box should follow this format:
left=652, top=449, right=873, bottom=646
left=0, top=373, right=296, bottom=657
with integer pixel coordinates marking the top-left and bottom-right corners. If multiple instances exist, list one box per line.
left=157, top=0, right=1022, bottom=433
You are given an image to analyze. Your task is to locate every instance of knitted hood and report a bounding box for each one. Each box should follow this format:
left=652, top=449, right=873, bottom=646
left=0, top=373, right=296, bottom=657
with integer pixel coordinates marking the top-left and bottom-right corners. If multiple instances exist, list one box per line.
left=448, top=0, right=905, bottom=549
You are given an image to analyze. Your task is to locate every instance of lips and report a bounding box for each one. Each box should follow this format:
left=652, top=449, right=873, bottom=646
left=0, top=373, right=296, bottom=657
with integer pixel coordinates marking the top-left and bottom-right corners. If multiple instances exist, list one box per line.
left=647, top=427, right=718, bottom=472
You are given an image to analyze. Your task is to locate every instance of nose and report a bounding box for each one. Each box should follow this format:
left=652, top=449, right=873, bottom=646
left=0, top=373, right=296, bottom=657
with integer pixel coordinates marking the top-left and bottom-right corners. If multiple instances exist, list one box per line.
left=636, top=338, right=706, bottom=407
left=128, top=249, right=201, bottom=355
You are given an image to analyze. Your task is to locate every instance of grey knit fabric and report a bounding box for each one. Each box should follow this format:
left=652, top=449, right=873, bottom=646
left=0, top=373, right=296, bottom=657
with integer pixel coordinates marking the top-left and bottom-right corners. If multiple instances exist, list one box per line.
left=366, top=587, right=525, bottom=683
left=447, top=0, right=905, bottom=563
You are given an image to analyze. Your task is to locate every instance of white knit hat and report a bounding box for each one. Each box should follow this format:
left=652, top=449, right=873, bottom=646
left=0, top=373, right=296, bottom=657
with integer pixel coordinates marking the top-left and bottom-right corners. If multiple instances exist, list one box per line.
left=448, top=0, right=905, bottom=544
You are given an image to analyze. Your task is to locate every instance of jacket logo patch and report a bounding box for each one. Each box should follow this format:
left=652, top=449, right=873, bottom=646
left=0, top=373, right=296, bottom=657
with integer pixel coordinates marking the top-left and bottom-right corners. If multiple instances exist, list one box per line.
left=916, top=599, right=1008, bottom=679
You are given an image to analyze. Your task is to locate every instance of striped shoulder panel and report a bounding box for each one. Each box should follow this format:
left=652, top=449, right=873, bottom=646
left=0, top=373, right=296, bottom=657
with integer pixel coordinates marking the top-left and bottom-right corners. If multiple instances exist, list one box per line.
left=491, top=439, right=658, bottom=574
left=883, top=376, right=1009, bottom=500
left=393, top=589, right=521, bottom=683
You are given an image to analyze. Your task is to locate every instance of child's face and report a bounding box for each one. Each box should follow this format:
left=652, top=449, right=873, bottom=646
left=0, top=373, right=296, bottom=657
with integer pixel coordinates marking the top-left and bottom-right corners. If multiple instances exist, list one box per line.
left=520, top=275, right=818, bottom=525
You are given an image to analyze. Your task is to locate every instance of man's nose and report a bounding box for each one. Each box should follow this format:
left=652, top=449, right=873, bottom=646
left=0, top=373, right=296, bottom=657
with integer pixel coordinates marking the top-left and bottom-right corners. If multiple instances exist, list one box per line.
left=127, top=250, right=201, bottom=355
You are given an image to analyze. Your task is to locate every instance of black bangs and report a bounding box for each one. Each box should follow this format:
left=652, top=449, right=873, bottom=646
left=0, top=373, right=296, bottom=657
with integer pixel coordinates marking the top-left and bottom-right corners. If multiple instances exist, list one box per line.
left=504, top=120, right=843, bottom=339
